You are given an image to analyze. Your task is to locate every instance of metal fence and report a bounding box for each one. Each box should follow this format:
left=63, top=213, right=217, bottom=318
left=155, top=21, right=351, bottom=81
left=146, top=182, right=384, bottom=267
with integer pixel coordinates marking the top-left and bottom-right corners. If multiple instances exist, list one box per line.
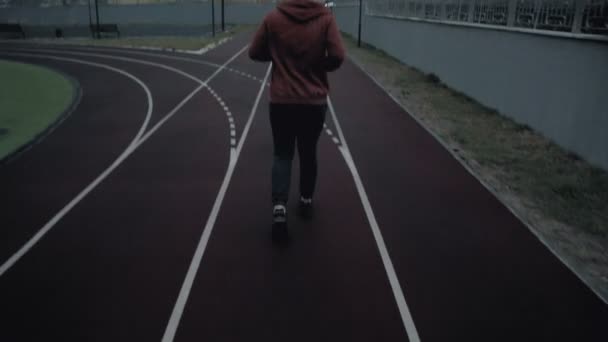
left=0, top=0, right=274, bottom=37
left=2, top=0, right=606, bottom=34
left=0, top=0, right=274, bottom=8
left=337, top=0, right=608, bottom=34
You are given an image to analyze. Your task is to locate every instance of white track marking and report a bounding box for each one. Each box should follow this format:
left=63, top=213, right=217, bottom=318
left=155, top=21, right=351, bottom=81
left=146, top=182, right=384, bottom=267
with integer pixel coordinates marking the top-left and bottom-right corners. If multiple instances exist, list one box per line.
left=12, top=47, right=204, bottom=84
left=184, top=36, right=232, bottom=55
left=0, top=45, right=248, bottom=277
left=349, top=57, right=608, bottom=306
left=12, top=46, right=244, bottom=152
left=129, top=46, right=248, bottom=149
left=0, top=53, right=153, bottom=277
left=327, top=97, right=421, bottom=342
left=161, top=64, right=272, bottom=342
left=36, top=45, right=265, bottom=83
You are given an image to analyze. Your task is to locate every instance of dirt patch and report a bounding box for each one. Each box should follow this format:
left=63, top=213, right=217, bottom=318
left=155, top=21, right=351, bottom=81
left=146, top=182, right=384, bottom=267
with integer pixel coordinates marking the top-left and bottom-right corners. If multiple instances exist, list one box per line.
left=342, top=34, right=608, bottom=302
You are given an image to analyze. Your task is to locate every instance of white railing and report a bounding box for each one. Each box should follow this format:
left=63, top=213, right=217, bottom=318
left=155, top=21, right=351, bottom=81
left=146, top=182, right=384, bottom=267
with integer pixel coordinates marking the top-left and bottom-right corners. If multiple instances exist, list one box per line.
left=359, top=0, right=608, bottom=34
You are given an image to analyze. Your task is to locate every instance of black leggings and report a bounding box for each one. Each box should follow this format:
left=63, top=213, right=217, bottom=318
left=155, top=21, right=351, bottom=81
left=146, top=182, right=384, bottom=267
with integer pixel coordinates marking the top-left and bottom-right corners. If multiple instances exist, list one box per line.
left=269, top=103, right=326, bottom=205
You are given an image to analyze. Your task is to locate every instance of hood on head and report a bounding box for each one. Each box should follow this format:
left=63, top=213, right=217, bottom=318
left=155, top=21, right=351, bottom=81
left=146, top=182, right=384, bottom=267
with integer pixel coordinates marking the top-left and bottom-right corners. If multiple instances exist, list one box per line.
left=277, top=0, right=329, bottom=23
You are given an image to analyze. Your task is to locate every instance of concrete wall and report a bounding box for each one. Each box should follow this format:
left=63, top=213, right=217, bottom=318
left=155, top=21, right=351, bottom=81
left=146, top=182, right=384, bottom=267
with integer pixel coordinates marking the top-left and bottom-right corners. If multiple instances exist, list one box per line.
left=334, top=5, right=608, bottom=170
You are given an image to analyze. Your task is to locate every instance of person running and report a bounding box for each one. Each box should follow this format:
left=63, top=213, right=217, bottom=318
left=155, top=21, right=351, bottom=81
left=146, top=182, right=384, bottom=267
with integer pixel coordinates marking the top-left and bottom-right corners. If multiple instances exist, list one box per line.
left=249, top=0, right=345, bottom=233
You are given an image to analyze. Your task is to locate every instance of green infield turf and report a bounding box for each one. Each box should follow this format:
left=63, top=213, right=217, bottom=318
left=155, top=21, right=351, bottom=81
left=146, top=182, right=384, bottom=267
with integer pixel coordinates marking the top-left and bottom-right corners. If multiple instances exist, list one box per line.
left=0, top=59, right=76, bottom=161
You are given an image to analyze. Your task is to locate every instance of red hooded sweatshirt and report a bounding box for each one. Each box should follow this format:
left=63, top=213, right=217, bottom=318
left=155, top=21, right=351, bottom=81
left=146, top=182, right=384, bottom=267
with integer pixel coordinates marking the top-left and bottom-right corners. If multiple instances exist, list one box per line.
left=249, top=0, right=345, bottom=105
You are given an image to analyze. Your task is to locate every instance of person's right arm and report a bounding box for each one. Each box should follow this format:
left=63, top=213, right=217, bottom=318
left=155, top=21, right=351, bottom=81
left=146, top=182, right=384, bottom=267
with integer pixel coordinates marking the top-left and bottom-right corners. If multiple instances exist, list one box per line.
left=249, top=18, right=272, bottom=62
left=323, top=15, right=345, bottom=72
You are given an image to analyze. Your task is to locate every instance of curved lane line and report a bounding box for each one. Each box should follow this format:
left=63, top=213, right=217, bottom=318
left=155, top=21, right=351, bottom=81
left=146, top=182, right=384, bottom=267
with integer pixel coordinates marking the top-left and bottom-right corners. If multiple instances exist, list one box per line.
left=2, top=38, right=264, bottom=83
left=0, top=45, right=248, bottom=277
left=8, top=47, right=245, bottom=145
left=161, top=64, right=273, bottom=342
left=125, top=45, right=248, bottom=149
left=82, top=46, right=265, bottom=83
left=0, top=53, right=153, bottom=277
left=11, top=47, right=204, bottom=84
left=31, top=45, right=266, bottom=84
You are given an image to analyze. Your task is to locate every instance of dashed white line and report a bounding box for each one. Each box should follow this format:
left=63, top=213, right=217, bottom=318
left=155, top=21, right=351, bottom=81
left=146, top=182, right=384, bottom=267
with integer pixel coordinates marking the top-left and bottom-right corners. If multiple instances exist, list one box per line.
left=13, top=46, right=240, bottom=150
left=0, top=45, right=248, bottom=277
left=41, top=45, right=266, bottom=84
left=161, top=64, right=273, bottom=342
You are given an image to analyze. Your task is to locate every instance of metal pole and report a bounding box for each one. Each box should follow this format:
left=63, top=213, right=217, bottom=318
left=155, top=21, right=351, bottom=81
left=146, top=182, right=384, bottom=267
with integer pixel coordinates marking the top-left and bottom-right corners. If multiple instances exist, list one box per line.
left=94, top=0, right=100, bottom=39
left=212, top=0, right=216, bottom=37
left=571, top=0, right=585, bottom=33
left=358, top=0, right=362, bottom=47
left=507, top=0, right=517, bottom=27
left=221, top=0, right=225, bottom=32
left=87, top=0, right=93, bottom=38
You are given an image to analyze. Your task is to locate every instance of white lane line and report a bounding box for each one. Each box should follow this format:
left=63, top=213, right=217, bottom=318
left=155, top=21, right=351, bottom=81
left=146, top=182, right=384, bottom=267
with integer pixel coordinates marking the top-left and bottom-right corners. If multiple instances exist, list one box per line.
left=187, top=36, right=232, bottom=55
left=14, top=46, right=243, bottom=149
left=161, top=64, right=272, bottom=342
left=0, top=45, right=248, bottom=277
left=12, top=47, right=203, bottom=84
left=14, top=35, right=231, bottom=56
left=327, top=97, right=421, bottom=342
left=0, top=53, right=154, bottom=277
left=332, top=136, right=340, bottom=145
left=132, top=45, right=248, bottom=147
left=38, top=45, right=266, bottom=84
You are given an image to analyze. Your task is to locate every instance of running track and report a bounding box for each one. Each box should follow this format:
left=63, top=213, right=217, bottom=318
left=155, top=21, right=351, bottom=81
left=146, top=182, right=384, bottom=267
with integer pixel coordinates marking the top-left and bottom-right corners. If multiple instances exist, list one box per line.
left=0, top=32, right=607, bottom=341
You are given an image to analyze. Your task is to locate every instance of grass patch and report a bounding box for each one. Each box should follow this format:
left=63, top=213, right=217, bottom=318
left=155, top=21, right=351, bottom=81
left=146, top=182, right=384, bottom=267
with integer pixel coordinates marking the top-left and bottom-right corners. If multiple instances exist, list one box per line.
left=77, top=36, right=217, bottom=50
left=39, top=25, right=251, bottom=51
left=0, top=60, right=75, bottom=160
left=341, top=33, right=608, bottom=237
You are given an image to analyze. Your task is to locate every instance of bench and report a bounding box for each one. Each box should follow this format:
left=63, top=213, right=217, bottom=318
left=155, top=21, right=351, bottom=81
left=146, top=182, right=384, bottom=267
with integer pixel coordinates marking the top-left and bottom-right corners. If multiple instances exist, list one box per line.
left=90, top=24, right=120, bottom=38
left=0, top=23, right=25, bottom=39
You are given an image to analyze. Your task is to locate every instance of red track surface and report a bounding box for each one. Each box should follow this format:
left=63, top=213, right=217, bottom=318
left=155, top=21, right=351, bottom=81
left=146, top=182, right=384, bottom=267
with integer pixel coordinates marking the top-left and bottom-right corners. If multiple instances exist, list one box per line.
left=0, top=32, right=606, bottom=341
